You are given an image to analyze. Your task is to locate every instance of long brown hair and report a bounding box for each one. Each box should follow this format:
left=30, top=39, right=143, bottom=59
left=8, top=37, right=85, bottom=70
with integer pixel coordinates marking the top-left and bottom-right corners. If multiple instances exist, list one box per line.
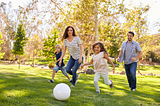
left=92, top=42, right=108, bottom=55
left=62, top=26, right=77, bottom=40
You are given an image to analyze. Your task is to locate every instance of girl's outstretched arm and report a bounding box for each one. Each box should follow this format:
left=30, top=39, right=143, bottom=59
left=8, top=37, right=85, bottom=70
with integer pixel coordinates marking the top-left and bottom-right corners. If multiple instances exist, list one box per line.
left=81, top=58, right=93, bottom=69
left=104, top=53, right=115, bottom=73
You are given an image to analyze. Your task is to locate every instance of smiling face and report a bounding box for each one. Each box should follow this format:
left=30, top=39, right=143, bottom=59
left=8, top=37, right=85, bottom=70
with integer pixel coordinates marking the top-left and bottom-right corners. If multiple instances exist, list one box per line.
left=93, top=44, right=101, bottom=54
left=67, top=27, right=73, bottom=36
left=127, top=33, right=134, bottom=42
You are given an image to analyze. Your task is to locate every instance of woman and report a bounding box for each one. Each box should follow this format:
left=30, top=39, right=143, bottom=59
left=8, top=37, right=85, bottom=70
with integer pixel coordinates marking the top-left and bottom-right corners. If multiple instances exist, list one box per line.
left=59, top=26, right=83, bottom=87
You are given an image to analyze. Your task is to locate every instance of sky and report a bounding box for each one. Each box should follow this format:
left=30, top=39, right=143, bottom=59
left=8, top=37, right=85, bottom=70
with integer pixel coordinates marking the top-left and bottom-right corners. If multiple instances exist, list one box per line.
left=0, top=0, right=160, bottom=34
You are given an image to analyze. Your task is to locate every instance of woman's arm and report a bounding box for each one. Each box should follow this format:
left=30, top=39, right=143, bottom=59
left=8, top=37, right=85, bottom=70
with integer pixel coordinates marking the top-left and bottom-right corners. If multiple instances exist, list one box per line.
left=59, top=47, right=67, bottom=66
left=104, top=53, right=115, bottom=73
left=78, top=44, right=83, bottom=64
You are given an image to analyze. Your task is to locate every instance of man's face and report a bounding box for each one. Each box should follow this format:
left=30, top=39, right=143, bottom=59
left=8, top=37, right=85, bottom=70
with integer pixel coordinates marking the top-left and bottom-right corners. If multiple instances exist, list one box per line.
left=127, top=33, right=134, bottom=42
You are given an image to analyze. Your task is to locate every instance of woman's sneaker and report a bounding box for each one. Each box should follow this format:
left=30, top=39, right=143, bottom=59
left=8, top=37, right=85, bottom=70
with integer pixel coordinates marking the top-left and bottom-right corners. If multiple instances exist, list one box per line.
left=70, top=84, right=75, bottom=87
left=110, top=80, right=113, bottom=89
left=96, top=91, right=100, bottom=93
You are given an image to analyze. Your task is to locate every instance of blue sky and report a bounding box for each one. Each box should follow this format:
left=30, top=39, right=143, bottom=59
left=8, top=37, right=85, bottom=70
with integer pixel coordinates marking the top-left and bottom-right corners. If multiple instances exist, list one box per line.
left=0, top=0, right=160, bottom=34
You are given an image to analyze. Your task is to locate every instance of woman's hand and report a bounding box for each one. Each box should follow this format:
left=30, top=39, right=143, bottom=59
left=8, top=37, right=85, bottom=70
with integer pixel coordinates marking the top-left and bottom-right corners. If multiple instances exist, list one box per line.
left=78, top=58, right=82, bottom=64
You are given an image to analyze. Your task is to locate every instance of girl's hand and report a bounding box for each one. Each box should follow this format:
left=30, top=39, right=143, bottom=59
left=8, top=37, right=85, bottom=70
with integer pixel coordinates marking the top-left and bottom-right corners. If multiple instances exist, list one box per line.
left=78, top=58, right=82, bottom=64
left=81, top=64, right=84, bottom=69
left=59, top=60, right=62, bottom=66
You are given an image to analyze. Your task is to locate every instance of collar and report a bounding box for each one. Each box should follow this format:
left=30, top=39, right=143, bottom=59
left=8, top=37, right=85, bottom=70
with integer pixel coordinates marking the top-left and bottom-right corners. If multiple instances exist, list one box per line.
left=126, top=40, right=135, bottom=44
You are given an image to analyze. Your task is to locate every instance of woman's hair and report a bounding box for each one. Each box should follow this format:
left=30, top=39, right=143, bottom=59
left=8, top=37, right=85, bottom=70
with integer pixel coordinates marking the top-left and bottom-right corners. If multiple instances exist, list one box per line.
left=55, top=44, right=62, bottom=51
left=62, top=26, right=77, bottom=40
left=92, top=42, right=108, bottom=55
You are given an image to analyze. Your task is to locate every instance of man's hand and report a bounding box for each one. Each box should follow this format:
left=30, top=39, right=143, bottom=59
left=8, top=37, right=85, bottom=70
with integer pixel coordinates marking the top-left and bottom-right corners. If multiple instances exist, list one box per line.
left=117, top=57, right=120, bottom=62
left=131, top=57, right=136, bottom=62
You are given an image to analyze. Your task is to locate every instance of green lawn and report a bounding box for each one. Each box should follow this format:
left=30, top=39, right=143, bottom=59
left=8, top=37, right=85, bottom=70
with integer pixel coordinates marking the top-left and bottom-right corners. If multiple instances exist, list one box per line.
left=0, top=63, right=160, bottom=106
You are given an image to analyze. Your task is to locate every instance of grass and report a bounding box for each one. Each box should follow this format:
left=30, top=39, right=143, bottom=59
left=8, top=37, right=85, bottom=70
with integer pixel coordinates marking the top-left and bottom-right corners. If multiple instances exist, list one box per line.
left=0, top=63, right=160, bottom=106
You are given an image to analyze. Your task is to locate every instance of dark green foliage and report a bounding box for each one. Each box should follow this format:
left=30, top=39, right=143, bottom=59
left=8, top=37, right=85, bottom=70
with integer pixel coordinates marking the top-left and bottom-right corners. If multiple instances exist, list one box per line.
left=12, top=23, right=27, bottom=55
left=43, top=29, right=60, bottom=60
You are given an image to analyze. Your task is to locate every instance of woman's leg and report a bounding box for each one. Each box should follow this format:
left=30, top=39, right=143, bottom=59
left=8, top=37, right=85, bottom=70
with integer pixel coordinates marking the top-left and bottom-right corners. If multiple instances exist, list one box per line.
left=66, top=57, right=75, bottom=75
left=71, top=57, right=83, bottom=85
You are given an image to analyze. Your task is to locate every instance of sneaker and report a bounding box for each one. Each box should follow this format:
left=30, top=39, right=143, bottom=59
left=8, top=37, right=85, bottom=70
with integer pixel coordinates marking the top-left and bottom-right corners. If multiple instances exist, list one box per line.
left=48, top=80, right=53, bottom=83
left=129, top=87, right=131, bottom=89
left=96, top=91, right=100, bottom=93
left=70, top=80, right=72, bottom=83
left=75, top=80, right=78, bottom=84
left=70, top=84, right=75, bottom=87
left=76, top=74, right=80, bottom=80
left=131, top=89, right=136, bottom=91
left=110, top=80, right=113, bottom=89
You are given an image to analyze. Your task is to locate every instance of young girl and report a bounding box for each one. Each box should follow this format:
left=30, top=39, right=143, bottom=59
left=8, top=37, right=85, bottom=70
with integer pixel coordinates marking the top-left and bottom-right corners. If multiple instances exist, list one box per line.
left=59, top=26, right=83, bottom=87
left=81, top=42, right=115, bottom=93
left=48, top=44, right=71, bottom=83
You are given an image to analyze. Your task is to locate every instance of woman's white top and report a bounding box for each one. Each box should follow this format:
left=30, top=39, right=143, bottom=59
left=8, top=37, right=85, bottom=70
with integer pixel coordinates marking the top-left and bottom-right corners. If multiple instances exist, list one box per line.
left=64, top=36, right=82, bottom=60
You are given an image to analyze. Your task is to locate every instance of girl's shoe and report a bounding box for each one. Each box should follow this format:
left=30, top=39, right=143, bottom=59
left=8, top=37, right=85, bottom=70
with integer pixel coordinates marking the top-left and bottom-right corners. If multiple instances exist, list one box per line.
left=110, top=80, right=113, bottom=89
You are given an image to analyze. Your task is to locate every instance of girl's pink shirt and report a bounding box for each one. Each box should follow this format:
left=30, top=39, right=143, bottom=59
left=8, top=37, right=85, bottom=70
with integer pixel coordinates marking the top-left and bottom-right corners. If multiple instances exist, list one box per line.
left=92, top=52, right=112, bottom=74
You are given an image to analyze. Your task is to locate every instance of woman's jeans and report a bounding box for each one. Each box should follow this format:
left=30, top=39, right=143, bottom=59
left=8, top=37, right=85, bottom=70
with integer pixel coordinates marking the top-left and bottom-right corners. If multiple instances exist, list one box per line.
left=124, top=62, right=137, bottom=89
left=66, top=56, right=83, bottom=85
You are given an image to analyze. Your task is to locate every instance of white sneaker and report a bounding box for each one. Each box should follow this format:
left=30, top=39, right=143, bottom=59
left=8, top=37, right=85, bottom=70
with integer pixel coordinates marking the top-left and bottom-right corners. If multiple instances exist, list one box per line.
left=70, top=84, right=75, bottom=87
left=129, top=87, right=131, bottom=89
left=132, top=89, right=136, bottom=91
left=77, top=74, right=80, bottom=79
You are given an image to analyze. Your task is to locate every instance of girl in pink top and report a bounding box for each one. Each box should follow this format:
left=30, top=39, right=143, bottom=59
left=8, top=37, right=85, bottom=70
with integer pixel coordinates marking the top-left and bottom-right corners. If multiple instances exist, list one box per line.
left=81, top=42, right=115, bottom=93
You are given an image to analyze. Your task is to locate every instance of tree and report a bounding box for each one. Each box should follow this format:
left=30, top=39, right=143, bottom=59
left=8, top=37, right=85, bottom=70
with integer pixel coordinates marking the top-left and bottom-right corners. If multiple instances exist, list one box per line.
left=43, top=29, right=60, bottom=61
left=12, top=23, right=27, bottom=69
left=0, top=31, right=5, bottom=59
left=25, top=34, right=43, bottom=67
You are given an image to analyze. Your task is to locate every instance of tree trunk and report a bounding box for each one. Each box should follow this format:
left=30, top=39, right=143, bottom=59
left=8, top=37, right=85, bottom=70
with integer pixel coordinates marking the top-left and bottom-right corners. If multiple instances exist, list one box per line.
left=18, top=55, right=20, bottom=69
left=33, top=51, right=35, bottom=67
left=94, top=0, right=98, bottom=41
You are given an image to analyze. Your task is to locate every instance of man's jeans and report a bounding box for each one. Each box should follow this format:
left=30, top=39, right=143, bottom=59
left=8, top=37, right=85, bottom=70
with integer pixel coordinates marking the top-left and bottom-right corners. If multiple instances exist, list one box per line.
left=66, top=56, right=83, bottom=85
left=124, top=62, right=137, bottom=89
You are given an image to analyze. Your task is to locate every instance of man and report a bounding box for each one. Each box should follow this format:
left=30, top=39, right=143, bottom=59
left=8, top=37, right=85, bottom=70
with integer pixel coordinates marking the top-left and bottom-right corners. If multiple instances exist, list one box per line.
left=117, top=31, right=143, bottom=91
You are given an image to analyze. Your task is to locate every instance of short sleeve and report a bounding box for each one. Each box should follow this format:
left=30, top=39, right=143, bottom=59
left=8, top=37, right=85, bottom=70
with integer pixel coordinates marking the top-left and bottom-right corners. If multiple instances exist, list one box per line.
left=136, top=43, right=141, bottom=52
left=63, top=39, right=67, bottom=47
left=76, top=36, right=82, bottom=45
left=121, top=42, right=125, bottom=50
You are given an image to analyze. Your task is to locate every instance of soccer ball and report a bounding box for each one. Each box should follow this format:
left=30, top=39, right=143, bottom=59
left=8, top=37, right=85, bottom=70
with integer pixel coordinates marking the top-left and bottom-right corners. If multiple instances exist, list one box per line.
left=53, top=83, right=71, bottom=100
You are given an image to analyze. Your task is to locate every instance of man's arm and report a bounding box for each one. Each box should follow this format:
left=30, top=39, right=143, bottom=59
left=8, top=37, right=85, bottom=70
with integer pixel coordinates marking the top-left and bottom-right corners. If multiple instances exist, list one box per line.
left=117, top=50, right=123, bottom=62
left=131, top=51, right=143, bottom=62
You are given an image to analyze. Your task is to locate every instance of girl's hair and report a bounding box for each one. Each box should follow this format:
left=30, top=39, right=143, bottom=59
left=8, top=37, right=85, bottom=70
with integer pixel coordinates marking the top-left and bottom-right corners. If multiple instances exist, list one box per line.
left=62, top=26, right=77, bottom=40
left=92, top=42, right=108, bottom=55
left=55, top=44, right=62, bottom=51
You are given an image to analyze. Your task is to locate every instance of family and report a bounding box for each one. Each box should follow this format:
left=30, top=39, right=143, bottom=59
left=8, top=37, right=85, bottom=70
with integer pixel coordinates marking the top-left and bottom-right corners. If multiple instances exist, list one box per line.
left=48, top=26, right=143, bottom=93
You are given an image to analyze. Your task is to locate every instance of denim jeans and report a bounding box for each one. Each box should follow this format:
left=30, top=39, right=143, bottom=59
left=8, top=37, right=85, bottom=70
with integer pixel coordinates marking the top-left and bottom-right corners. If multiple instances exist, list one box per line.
left=53, top=65, right=67, bottom=76
left=66, top=56, right=83, bottom=85
left=124, top=62, right=137, bottom=89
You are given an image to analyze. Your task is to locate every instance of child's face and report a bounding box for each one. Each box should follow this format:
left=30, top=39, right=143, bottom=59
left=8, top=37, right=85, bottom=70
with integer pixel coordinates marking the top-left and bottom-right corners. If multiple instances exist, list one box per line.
left=94, top=44, right=101, bottom=54
left=56, top=47, right=61, bottom=53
